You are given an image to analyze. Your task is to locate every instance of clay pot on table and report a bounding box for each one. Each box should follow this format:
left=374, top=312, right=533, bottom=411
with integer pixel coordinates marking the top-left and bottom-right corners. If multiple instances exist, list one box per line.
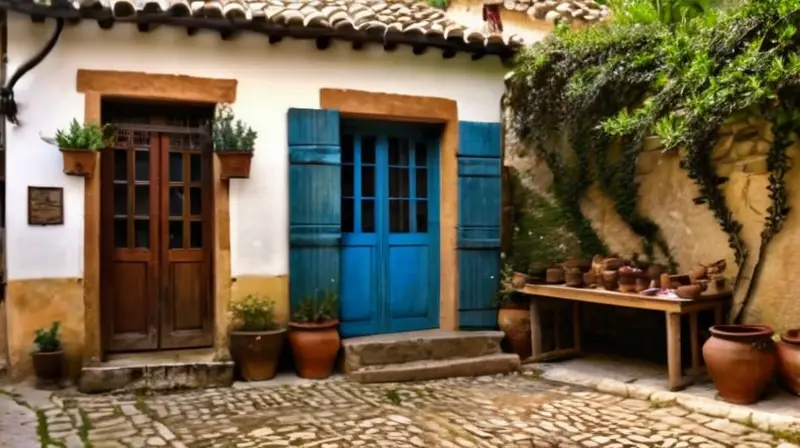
left=583, top=272, right=596, bottom=287
left=777, top=329, right=800, bottom=395
left=528, top=262, right=548, bottom=284
left=511, top=272, right=528, bottom=289
left=676, top=284, right=703, bottom=300
left=288, top=321, right=341, bottom=379
left=546, top=267, right=565, bottom=284
left=602, top=258, right=626, bottom=272
left=702, top=325, right=777, bottom=404
left=564, top=268, right=584, bottom=287
left=601, top=270, right=618, bottom=291
left=635, top=276, right=651, bottom=293
left=497, top=305, right=532, bottom=360
left=562, top=259, right=590, bottom=273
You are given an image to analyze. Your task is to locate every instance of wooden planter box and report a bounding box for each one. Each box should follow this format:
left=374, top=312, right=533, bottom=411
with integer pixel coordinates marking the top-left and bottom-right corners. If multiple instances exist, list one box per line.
left=217, top=151, right=253, bottom=180
left=60, top=148, right=97, bottom=177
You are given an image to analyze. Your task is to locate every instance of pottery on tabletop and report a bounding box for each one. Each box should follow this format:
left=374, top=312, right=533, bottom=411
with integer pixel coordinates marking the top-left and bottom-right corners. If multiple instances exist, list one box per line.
left=583, top=272, right=596, bottom=287
left=676, top=284, right=703, bottom=300
left=777, top=329, right=800, bottom=395
left=601, top=270, right=618, bottom=291
left=635, top=277, right=651, bottom=293
left=546, top=267, right=565, bottom=284
left=702, top=325, right=777, bottom=405
left=511, top=272, right=528, bottom=289
left=562, top=259, right=590, bottom=273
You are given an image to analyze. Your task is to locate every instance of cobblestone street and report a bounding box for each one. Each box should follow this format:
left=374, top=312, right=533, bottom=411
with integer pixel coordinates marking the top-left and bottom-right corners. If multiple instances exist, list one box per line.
left=3, top=373, right=799, bottom=448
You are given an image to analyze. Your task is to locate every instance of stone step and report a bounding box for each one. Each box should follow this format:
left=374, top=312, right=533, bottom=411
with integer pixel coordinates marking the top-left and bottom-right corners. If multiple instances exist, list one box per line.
left=79, top=350, right=233, bottom=393
left=342, top=330, right=505, bottom=373
left=346, top=353, right=521, bottom=384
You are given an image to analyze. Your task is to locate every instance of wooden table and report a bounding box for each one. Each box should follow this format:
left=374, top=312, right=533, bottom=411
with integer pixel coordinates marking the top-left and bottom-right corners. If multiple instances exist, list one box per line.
left=516, top=284, right=731, bottom=391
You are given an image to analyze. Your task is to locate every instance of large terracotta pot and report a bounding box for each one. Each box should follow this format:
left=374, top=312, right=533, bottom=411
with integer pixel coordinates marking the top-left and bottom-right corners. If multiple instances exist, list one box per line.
left=229, top=329, right=286, bottom=381
left=702, top=325, right=777, bottom=404
left=288, top=321, right=341, bottom=379
left=777, top=329, right=800, bottom=395
left=32, top=350, right=64, bottom=387
left=497, top=306, right=531, bottom=360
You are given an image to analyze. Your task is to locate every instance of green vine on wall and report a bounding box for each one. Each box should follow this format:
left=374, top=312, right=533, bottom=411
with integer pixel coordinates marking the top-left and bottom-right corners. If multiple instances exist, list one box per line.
left=506, top=0, right=800, bottom=274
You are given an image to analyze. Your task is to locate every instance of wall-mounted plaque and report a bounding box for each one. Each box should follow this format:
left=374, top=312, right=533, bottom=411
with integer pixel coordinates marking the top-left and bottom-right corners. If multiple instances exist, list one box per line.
left=28, top=186, right=64, bottom=226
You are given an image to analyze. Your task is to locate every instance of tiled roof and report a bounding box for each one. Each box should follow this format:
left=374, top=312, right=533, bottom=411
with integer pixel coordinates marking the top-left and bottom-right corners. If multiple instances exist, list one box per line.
left=8, top=0, right=524, bottom=55
left=499, top=0, right=609, bottom=23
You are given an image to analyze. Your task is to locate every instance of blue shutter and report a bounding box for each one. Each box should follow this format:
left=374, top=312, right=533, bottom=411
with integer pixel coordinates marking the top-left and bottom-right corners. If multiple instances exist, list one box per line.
left=457, top=121, right=502, bottom=329
left=288, top=108, right=341, bottom=310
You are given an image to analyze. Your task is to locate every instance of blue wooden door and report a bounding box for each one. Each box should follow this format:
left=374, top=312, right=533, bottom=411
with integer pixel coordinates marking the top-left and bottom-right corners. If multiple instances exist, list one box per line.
left=457, top=121, right=502, bottom=329
left=288, top=108, right=342, bottom=311
left=340, top=122, right=439, bottom=337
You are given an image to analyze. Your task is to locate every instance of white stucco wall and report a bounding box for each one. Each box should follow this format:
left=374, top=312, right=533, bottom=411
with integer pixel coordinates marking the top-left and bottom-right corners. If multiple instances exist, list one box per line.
left=5, top=12, right=507, bottom=281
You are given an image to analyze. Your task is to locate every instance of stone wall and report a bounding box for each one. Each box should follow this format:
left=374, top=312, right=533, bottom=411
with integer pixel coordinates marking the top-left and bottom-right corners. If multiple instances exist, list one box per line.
left=505, top=114, right=800, bottom=334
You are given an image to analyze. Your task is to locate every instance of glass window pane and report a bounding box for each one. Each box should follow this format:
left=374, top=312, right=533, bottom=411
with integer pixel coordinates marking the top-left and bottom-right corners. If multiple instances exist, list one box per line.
left=416, top=201, right=428, bottom=233
left=342, top=134, right=354, bottom=164
left=342, top=198, right=354, bottom=233
left=361, top=166, right=375, bottom=197
left=342, top=165, right=354, bottom=197
left=169, top=152, right=183, bottom=182
left=190, top=187, right=202, bottom=216
left=389, top=167, right=410, bottom=198
left=114, top=184, right=127, bottom=216
left=190, top=154, right=202, bottom=182
left=389, top=138, right=409, bottom=166
left=134, top=219, right=149, bottom=248
left=416, top=168, right=428, bottom=199
left=169, top=221, right=183, bottom=249
left=361, top=136, right=376, bottom=164
left=114, top=150, right=127, bottom=181
left=361, top=199, right=375, bottom=233
left=190, top=221, right=203, bottom=248
left=134, top=150, right=149, bottom=181
left=390, top=200, right=410, bottom=233
left=114, top=218, right=128, bottom=248
left=169, top=187, right=184, bottom=217
left=135, top=185, right=149, bottom=217
left=415, top=142, right=428, bottom=168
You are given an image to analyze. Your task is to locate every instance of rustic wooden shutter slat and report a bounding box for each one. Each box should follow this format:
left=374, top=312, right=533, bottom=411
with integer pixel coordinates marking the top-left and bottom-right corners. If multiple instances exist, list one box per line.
left=288, top=108, right=342, bottom=309
left=457, top=121, right=502, bottom=329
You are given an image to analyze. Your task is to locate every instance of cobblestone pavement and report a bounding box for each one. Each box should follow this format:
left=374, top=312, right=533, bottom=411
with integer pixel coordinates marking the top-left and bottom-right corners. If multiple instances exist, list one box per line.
left=0, top=390, right=39, bottom=448
left=7, top=373, right=800, bottom=448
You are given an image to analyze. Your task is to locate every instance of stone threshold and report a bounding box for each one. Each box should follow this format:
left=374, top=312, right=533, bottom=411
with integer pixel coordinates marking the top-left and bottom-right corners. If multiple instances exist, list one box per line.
left=523, top=362, right=800, bottom=436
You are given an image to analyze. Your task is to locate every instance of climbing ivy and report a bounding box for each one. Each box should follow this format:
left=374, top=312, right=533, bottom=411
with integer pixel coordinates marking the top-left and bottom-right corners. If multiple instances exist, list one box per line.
left=506, top=0, right=800, bottom=270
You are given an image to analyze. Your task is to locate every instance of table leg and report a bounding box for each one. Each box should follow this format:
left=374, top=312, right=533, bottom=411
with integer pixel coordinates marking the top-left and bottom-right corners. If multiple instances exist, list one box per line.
left=687, top=311, right=704, bottom=376
left=714, top=302, right=725, bottom=325
left=666, top=312, right=687, bottom=391
left=530, top=298, right=542, bottom=359
left=572, top=301, right=582, bottom=353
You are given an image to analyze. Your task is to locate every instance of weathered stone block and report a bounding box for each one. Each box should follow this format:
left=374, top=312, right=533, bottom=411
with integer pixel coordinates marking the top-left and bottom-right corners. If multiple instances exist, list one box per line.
left=79, top=362, right=233, bottom=394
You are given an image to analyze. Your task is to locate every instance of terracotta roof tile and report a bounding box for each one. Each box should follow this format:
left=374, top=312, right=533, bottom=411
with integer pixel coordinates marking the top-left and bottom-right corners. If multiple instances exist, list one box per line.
left=493, top=0, right=610, bottom=23
left=13, top=0, right=524, bottom=54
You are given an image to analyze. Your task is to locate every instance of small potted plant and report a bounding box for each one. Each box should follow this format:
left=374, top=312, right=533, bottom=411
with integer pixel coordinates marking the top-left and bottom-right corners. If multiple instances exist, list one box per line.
left=495, top=263, right=531, bottom=360
left=48, top=119, right=108, bottom=176
left=212, top=104, right=257, bottom=179
left=228, top=295, right=286, bottom=381
left=288, top=282, right=340, bottom=379
left=31, top=321, right=64, bottom=388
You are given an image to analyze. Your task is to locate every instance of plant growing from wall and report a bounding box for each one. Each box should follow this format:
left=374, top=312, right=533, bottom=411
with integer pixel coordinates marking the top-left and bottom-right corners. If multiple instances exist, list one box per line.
left=506, top=0, right=800, bottom=278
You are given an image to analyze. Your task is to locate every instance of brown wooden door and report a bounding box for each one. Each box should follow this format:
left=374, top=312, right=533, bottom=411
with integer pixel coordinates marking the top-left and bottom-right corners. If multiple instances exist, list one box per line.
left=102, top=129, right=213, bottom=353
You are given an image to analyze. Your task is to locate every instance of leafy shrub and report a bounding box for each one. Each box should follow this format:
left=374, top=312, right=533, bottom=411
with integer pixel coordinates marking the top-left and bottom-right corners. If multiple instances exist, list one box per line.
left=54, top=119, right=107, bottom=151
left=292, top=282, right=339, bottom=323
left=33, top=322, right=62, bottom=353
left=212, top=104, right=257, bottom=152
left=230, top=295, right=278, bottom=331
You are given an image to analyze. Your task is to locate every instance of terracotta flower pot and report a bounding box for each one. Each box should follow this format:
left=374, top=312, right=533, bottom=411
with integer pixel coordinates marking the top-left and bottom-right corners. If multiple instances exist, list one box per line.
left=562, top=259, right=590, bottom=272
left=601, top=270, right=618, bottom=291
left=635, top=277, right=651, bottom=292
left=702, top=325, right=777, bottom=404
left=31, top=350, right=64, bottom=386
left=217, top=151, right=253, bottom=179
left=583, top=272, right=596, bottom=287
left=60, top=148, right=97, bottom=177
left=288, top=321, right=341, bottom=379
left=564, top=268, right=583, bottom=287
left=229, top=329, right=286, bottom=381
left=777, top=329, right=800, bottom=395
left=511, top=272, right=528, bottom=289
left=497, top=307, right=531, bottom=360
left=545, top=267, right=564, bottom=284
left=676, top=284, right=703, bottom=300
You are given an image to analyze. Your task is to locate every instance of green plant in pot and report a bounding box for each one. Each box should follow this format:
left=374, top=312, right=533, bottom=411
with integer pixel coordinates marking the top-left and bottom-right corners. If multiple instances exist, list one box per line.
left=228, top=295, right=286, bottom=381
left=212, top=104, right=257, bottom=180
left=45, top=119, right=109, bottom=177
left=31, top=321, right=64, bottom=388
left=288, top=281, right=341, bottom=379
left=495, top=262, right=532, bottom=360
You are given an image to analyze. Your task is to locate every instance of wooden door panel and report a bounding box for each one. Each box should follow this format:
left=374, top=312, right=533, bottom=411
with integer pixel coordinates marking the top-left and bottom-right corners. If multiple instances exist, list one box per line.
left=102, top=132, right=160, bottom=352
left=159, top=133, right=213, bottom=349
